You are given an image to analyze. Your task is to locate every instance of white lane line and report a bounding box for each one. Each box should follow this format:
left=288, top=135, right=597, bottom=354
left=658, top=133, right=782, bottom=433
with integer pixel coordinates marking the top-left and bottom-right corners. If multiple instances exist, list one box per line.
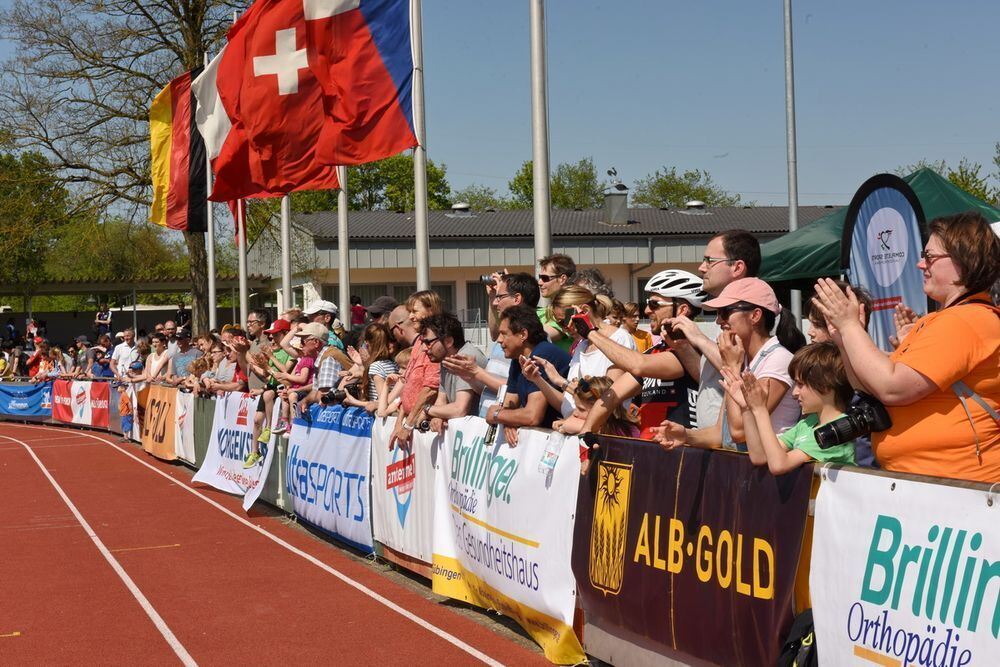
left=0, top=434, right=197, bottom=666
left=14, top=424, right=506, bottom=667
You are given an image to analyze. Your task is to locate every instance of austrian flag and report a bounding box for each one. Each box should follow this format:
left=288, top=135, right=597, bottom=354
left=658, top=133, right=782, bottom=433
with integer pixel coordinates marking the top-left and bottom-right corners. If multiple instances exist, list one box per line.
left=193, top=0, right=417, bottom=202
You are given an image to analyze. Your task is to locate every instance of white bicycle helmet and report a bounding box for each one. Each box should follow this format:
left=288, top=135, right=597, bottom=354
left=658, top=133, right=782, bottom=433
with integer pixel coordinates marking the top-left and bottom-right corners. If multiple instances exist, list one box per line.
left=645, top=269, right=710, bottom=308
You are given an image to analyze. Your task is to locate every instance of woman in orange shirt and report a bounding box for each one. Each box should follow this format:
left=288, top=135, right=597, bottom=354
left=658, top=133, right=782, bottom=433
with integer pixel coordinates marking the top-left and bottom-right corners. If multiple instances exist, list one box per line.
left=813, top=212, right=1000, bottom=483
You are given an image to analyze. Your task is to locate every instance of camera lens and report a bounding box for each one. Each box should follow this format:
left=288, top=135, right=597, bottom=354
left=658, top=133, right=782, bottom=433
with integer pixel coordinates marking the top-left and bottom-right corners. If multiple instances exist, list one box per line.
left=480, top=274, right=496, bottom=286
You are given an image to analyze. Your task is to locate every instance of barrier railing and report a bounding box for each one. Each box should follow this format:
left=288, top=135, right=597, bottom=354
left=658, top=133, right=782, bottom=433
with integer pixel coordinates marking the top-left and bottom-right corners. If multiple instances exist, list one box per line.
left=2, top=380, right=997, bottom=665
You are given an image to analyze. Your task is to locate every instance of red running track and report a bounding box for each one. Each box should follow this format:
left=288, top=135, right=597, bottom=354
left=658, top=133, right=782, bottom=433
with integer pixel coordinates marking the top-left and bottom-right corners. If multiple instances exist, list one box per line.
left=0, top=422, right=549, bottom=665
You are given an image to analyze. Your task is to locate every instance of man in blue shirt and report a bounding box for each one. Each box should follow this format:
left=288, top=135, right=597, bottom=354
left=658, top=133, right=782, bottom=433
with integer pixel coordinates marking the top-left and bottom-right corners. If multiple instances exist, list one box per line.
left=484, top=305, right=570, bottom=445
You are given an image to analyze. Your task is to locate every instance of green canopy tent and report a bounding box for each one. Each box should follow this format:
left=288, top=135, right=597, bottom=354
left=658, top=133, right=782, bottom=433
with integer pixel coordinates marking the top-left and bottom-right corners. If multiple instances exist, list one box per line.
left=760, top=168, right=1000, bottom=289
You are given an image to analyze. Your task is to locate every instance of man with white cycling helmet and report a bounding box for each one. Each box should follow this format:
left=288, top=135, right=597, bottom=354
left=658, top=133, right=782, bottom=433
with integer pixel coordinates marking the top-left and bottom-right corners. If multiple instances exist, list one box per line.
left=579, top=269, right=709, bottom=438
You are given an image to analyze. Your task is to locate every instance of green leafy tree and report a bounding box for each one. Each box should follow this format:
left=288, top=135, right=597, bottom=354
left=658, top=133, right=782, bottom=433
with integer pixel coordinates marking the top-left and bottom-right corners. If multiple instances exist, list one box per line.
left=508, top=157, right=607, bottom=209
left=450, top=184, right=510, bottom=210
left=631, top=167, right=742, bottom=208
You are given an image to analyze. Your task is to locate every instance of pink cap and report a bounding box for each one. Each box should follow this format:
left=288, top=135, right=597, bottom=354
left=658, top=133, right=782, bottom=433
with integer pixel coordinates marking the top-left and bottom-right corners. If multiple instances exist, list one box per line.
left=703, top=278, right=781, bottom=314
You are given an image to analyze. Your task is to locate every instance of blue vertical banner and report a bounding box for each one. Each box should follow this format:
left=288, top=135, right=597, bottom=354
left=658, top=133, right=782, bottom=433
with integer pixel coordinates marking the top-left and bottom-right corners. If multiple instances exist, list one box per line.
left=842, top=174, right=928, bottom=351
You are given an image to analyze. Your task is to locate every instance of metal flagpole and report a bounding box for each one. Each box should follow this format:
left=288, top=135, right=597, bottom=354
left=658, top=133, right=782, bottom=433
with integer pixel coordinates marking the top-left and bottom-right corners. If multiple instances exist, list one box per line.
left=411, top=0, right=430, bottom=290
left=237, top=200, right=249, bottom=326
left=280, top=195, right=292, bottom=312
left=529, top=0, right=552, bottom=262
left=204, top=52, right=218, bottom=331
left=784, top=0, right=802, bottom=321
left=337, top=167, right=351, bottom=320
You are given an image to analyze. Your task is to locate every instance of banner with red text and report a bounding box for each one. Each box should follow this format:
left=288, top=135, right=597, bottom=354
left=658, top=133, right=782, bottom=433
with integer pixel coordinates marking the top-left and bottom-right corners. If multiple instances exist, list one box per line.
left=572, top=436, right=812, bottom=666
left=51, top=380, right=110, bottom=429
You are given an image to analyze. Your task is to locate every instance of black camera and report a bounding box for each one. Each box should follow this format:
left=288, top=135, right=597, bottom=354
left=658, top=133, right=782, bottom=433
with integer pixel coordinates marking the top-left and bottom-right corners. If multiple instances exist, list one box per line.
left=416, top=419, right=431, bottom=433
left=814, top=393, right=892, bottom=448
left=480, top=273, right=499, bottom=286
left=320, top=389, right=348, bottom=405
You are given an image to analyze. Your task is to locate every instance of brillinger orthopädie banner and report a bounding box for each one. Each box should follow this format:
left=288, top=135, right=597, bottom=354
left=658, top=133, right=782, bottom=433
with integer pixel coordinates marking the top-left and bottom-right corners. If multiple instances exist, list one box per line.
left=431, top=417, right=585, bottom=664
left=193, top=391, right=277, bottom=511
left=286, top=404, right=374, bottom=554
left=51, top=380, right=110, bottom=429
left=572, top=436, right=813, bottom=666
left=811, top=467, right=1000, bottom=667
left=371, top=416, right=437, bottom=565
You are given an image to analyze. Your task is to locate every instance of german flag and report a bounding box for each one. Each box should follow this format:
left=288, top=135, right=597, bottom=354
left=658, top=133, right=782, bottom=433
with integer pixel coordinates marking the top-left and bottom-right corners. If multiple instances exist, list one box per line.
left=149, top=67, right=207, bottom=232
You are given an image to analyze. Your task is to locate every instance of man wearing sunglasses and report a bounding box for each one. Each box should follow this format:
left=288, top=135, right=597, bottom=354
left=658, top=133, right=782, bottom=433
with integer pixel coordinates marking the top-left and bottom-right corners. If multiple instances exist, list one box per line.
left=414, top=313, right=487, bottom=434
left=537, top=253, right=576, bottom=352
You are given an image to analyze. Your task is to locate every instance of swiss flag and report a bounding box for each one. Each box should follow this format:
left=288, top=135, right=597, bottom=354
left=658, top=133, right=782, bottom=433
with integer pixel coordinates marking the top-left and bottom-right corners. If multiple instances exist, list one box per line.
left=194, top=0, right=340, bottom=201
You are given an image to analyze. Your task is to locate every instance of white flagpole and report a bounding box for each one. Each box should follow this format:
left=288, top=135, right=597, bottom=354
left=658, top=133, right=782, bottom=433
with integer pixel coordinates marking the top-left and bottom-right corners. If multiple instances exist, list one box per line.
left=280, top=195, right=293, bottom=312
left=784, top=0, right=802, bottom=321
left=337, top=166, right=351, bottom=320
left=204, top=52, right=218, bottom=331
left=237, top=200, right=249, bottom=326
left=411, top=0, right=430, bottom=291
left=529, top=0, right=552, bottom=262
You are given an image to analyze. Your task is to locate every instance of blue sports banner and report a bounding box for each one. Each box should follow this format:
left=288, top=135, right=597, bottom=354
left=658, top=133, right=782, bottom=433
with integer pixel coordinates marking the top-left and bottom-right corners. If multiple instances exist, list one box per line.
left=286, top=404, right=374, bottom=553
left=0, top=382, right=53, bottom=418
left=842, top=174, right=928, bottom=351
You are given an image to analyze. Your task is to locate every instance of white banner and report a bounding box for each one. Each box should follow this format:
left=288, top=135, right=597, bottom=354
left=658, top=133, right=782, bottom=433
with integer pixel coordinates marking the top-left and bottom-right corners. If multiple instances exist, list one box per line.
left=811, top=468, right=1000, bottom=666
left=431, top=417, right=585, bottom=664
left=371, top=416, right=438, bottom=564
left=192, top=391, right=277, bottom=511
left=174, top=390, right=196, bottom=463
left=286, top=404, right=374, bottom=553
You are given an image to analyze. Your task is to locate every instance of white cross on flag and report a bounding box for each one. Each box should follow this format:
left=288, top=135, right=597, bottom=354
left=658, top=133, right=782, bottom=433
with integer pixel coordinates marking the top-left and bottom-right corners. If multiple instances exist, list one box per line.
left=193, top=0, right=417, bottom=201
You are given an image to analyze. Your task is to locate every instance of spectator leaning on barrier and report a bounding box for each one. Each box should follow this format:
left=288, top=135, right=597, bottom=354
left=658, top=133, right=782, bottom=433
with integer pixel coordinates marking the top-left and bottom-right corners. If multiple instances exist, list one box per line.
left=132, top=332, right=171, bottom=383
left=537, top=253, right=576, bottom=352
left=485, top=304, right=572, bottom=445
left=111, top=328, right=138, bottom=381
left=655, top=277, right=805, bottom=452
left=165, top=330, right=200, bottom=385
left=813, top=211, right=1000, bottom=483
left=722, top=341, right=857, bottom=474
left=579, top=270, right=708, bottom=440
left=417, top=313, right=487, bottom=433
left=387, top=293, right=444, bottom=449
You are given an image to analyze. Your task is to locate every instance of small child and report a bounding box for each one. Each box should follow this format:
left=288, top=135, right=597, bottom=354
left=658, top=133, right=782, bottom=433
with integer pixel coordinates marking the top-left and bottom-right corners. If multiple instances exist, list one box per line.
left=553, top=376, right=639, bottom=474
left=377, top=347, right=411, bottom=417
left=118, top=385, right=134, bottom=442
left=721, top=341, right=856, bottom=474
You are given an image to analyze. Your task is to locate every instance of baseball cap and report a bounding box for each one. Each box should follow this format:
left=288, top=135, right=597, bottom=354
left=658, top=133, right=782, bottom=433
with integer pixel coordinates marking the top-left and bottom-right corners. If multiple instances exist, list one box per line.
left=366, top=295, right=398, bottom=316
left=174, top=329, right=191, bottom=339
left=703, top=278, right=781, bottom=314
left=115, top=331, right=125, bottom=339
left=129, top=360, right=144, bottom=372
left=303, top=299, right=338, bottom=316
left=293, top=322, right=329, bottom=341
left=75, top=336, right=90, bottom=344
left=263, top=319, right=291, bottom=335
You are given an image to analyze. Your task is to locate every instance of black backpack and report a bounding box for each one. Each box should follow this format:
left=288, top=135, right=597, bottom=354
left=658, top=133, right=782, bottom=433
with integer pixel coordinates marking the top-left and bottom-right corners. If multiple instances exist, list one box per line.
left=776, top=609, right=818, bottom=667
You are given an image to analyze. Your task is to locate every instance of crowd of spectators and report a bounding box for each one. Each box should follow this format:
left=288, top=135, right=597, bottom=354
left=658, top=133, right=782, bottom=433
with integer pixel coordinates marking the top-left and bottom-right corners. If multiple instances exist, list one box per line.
left=2, top=211, right=998, bottom=483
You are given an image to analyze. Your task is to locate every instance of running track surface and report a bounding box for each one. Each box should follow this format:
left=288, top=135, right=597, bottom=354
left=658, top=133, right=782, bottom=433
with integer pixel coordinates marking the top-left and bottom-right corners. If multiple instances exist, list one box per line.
left=0, top=423, right=549, bottom=665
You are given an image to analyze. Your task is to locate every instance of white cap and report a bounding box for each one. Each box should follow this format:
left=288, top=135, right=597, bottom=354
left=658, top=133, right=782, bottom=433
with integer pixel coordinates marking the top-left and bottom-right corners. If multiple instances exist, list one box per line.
left=303, top=299, right=338, bottom=316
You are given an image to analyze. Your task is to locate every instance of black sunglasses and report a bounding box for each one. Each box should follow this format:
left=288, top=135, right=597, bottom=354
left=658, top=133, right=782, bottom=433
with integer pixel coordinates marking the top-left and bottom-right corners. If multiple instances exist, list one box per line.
left=716, top=305, right=758, bottom=320
left=538, top=274, right=559, bottom=283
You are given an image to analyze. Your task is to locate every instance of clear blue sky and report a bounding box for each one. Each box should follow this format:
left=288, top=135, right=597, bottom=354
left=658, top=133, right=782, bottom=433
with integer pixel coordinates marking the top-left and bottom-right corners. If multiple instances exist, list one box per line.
left=1, top=1, right=998, bottom=206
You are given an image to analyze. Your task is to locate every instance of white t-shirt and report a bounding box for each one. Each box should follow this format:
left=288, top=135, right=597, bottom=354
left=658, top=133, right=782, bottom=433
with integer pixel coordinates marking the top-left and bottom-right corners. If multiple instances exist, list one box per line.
left=696, top=361, right=724, bottom=429
left=746, top=336, right=800, bottom=434
left=568, top=327, right=637, bottom=381
left=111, top=341, right=138, bottom=377
left=146, top=350, right=171, bottom=379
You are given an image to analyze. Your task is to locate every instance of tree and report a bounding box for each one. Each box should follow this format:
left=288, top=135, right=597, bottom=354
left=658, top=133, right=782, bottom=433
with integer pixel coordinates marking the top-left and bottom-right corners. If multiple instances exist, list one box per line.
left=631, top=167, right=742, bottom=208
left=450, top=184, right=510, bottom=210
left=0, top=0, right=238, bottom=334
left=508, top=157, right=607, bottom=209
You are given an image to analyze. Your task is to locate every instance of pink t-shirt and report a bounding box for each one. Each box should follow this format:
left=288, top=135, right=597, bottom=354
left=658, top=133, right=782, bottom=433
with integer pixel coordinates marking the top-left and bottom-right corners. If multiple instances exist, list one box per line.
left=401, top=339, right=441, bottom=414
left=290, top=356, right=316, bottom=389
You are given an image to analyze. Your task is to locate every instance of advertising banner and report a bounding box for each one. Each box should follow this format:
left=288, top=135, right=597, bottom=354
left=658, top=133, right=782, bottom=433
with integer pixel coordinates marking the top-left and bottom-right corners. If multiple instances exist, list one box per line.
left=572, top=436, right=813, bottom=666
left=371, top=417, right=438, bottom=565
left=141, top=384, right=177, bottom=460
left=51, top=380, right=110, bottom=429
left=286, top=404, right=374, bottom=553
left=431, top=417, right=585, bottom=664
left=811, top=468, right=1000, bottom=666
left=843, top=173, right=928, bottom=351
left=0, top=381, right=52, bottom=418
left=174, top=390, right=196, bottom=463
left=193, top=391, right=277, bottom=511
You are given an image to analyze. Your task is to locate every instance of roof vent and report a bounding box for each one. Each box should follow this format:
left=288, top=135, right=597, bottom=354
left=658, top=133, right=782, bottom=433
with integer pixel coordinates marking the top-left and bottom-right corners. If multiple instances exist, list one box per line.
left=685, top=200, right=706, bottom=210
left=446, top=201, right=475, bottom=219
left=601, top=191, right=629, bottom=225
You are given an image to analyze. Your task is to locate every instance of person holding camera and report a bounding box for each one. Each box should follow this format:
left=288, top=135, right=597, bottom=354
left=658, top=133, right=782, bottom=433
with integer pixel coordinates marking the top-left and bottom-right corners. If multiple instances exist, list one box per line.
left=577, top=270, right=707, bottom=440
left=721, top=342, right=856, bottom=474
left=812, top=212, right=1000, bottom=483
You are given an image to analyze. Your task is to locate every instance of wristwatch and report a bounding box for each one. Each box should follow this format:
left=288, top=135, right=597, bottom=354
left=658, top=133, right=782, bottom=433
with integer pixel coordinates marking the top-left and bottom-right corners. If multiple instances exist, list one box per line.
left=402, top=418, right=415, bottom=431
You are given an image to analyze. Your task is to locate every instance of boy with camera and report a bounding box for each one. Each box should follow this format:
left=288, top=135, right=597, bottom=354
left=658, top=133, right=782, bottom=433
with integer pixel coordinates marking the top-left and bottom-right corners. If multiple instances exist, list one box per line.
left=721, top=341, right=856, bottom=473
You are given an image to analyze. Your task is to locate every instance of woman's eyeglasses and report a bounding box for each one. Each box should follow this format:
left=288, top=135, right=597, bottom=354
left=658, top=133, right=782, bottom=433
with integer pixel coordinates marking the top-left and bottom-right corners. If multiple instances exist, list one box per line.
left=919, top=250, right=951, bottom=266
left=716, top=305, right=758, bottom=320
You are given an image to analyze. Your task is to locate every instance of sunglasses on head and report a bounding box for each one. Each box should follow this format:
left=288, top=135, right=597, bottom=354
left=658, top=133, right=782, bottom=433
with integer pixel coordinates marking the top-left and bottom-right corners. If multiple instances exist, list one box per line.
left=716, top=304, right=759, bottom=320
